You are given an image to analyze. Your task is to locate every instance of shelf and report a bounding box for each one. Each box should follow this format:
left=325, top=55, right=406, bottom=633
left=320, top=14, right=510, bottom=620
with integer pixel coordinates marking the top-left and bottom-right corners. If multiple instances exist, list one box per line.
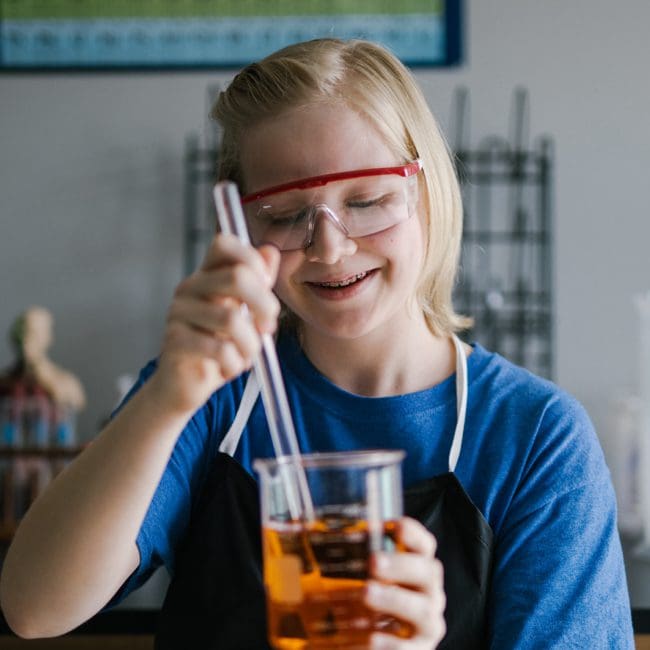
left=0, top=446, right=84, bottom=459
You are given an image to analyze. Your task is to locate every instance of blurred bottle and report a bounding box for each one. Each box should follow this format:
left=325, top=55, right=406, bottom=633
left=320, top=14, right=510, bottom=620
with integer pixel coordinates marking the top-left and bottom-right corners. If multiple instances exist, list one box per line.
left=23, top=393, right=51, bottom=448
left=632, top=292, right=650, bottom=557
left=1, top=391, right=24, bottom=448
left=610, top=395, right=642, bottom=537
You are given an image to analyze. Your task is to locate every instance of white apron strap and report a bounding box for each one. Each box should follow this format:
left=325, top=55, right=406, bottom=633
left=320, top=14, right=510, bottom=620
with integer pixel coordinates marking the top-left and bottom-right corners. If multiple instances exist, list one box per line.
left=218, top=371, right=260, bottom=456
left=218, top=336, right=469, bottom=468
left=448, top=334, right=469, bottom=473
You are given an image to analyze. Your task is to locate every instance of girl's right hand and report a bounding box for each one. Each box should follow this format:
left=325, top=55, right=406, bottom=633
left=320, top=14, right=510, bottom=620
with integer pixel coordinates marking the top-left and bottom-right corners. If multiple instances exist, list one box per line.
left=0, top=232, right=281, bottom=640
left=151, top=233, right=281, bottom=414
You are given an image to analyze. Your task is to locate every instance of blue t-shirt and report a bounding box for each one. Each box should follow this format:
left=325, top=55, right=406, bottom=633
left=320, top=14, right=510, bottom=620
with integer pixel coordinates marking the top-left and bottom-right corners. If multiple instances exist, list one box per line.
left=114, top=335, right=633, bottom=648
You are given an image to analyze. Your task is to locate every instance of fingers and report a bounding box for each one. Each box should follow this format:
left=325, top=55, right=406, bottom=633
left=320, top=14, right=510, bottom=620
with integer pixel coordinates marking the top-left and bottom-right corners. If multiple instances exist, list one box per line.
left=155, top=235, right=282, bottom=411
left=371, top=551, right=442, bottom=595
left=365, top=571, right=445, bottom=641
left=201, top=233, right=275, bottom=284
left=180, top=235, right=281, bottom=334
left=166, top=301, right=261, bottom=368
left=397, top=517, right=437, bottom=557
left=173, top=269, right=279, bottom=335
left=258, top=243, right=281, bottom=282
left=365, top=517, right=446, bottom=649
left=162, top=322, right=251, bottom=381
left=369, top=629, right=446, bottom=650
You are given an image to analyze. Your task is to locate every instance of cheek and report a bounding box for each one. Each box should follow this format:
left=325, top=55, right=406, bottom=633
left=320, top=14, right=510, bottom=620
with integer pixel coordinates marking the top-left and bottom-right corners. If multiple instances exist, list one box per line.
left=384, top=222, right=426, bottom=286
left=366, top=218, right=426, bottom=262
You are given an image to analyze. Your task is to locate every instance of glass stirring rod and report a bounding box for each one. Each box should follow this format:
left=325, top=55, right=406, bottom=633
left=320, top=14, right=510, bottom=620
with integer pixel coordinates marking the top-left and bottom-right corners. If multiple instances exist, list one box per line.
left=212, top=181, right=314, bottom=523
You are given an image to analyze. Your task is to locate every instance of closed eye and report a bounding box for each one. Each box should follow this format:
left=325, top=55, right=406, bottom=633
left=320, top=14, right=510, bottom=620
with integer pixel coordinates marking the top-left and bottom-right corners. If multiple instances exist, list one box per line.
left=258, top=206, right=311, bottom=224
left=347, top=192, right=396, bottom=210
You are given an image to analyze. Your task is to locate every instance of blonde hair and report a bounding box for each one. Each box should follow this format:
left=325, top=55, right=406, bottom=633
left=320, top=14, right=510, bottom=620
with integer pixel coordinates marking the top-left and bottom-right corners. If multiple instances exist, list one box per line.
left=212, top=38, right=471, bottom=335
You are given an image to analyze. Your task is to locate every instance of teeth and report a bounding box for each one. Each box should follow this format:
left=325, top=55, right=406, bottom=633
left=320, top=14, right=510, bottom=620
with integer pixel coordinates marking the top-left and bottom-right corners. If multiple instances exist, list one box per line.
left=318, top=271, right=368, bottom=288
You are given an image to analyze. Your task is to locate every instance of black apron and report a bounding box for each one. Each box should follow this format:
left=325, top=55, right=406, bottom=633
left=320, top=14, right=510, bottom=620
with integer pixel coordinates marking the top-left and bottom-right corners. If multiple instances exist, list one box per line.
left=155, top=336, right=494, bottom=649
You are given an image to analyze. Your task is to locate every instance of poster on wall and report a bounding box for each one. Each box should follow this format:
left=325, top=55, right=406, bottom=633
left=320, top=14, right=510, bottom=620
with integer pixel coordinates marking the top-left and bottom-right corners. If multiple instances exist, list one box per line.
left=0, top=0, right=462, bottom=70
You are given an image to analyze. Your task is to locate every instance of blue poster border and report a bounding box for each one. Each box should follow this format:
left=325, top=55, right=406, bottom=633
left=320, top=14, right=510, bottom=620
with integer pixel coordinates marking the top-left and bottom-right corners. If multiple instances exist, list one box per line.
left=0, top=0, right=463, bottom=72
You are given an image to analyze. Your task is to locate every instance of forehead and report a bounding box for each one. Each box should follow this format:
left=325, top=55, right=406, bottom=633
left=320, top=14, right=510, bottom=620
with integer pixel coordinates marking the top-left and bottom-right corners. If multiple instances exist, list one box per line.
left=239, top=102, right=400, bottom=195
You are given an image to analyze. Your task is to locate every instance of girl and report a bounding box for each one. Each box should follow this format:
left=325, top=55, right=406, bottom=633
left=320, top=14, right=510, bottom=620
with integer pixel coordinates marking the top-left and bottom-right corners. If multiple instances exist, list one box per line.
left=0, top=39, right=632, bottom=649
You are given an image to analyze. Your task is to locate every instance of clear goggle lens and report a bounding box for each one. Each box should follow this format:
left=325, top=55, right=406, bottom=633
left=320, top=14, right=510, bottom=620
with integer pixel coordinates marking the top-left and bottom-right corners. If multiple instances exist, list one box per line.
left=241, top=160, right=422, bottom=251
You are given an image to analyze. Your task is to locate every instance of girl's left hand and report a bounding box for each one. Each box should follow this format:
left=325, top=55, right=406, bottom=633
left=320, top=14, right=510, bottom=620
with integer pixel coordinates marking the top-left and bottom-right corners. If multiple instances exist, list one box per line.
left=365, top=517, right=446, bottom=649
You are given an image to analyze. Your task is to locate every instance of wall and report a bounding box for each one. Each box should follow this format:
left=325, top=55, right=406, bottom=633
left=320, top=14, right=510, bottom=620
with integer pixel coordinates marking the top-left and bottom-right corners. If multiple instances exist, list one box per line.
left=2, top=0, right=649, bottom=603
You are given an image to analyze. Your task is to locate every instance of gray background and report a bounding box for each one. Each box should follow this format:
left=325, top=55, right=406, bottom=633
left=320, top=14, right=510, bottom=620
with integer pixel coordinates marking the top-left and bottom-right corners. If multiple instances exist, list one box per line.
left=1, top=1, right=649, bottom=606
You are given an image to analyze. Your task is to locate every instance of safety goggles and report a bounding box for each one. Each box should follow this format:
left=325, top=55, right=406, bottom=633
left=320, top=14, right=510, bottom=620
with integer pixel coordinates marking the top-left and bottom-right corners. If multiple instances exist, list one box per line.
left=240, top=160, right=422, bottom=251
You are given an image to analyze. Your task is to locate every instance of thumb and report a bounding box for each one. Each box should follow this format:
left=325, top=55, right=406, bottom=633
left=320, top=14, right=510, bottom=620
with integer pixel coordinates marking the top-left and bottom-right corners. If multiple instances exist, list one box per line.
left=258, top=245, right=281, bottom=287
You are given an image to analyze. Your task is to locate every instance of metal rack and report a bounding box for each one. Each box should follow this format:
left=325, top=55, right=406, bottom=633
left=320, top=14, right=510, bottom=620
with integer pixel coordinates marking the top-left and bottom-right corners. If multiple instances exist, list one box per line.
left=183, top=86, right=554, bottom=378
left=451, top=87, right=554, bottom=378
left=183, top=135, right=220, bottom=277
left=183, top=84, right=222, bottom=277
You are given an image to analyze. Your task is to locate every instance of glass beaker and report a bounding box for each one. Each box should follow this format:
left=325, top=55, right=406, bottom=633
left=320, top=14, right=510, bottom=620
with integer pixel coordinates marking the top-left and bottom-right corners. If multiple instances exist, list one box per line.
left=254, top=449, right=411, bottom=649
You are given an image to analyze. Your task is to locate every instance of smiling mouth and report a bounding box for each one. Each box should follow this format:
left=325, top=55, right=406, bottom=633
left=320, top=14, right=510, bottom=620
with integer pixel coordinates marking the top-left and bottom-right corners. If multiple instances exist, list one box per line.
left=313, top=271, right=370, bottom=288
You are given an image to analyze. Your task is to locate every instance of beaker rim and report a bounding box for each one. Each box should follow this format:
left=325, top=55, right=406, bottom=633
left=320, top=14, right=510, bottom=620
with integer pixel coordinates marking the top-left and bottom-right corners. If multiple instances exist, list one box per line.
left=253, top=448, right=405, bottom=473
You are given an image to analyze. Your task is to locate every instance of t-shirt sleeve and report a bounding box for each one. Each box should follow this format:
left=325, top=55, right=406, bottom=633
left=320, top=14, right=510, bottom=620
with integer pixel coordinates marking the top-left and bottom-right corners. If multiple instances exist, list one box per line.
left=488, top=394, right=634, bottom=648
left=104, top=361, right=215, bottom=608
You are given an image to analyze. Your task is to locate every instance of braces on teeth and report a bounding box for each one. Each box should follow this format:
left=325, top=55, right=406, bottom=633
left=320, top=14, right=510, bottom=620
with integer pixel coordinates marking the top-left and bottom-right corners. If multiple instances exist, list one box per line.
left=318, top=271, right=368, bottom=288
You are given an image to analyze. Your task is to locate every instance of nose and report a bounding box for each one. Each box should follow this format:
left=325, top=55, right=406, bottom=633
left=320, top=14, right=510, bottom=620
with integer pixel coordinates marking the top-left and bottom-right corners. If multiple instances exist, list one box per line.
left=305, top=206, right=358, bottom=263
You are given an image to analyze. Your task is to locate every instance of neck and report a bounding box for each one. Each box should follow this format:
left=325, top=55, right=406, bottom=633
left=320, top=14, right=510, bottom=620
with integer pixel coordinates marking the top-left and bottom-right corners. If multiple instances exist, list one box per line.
left=298, top=315, right=456, bottom=397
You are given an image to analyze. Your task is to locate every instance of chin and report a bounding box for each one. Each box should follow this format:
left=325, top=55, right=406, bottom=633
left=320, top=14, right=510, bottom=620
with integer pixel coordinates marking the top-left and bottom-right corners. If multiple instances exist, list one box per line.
left=302, top=314, right=381, bottom=342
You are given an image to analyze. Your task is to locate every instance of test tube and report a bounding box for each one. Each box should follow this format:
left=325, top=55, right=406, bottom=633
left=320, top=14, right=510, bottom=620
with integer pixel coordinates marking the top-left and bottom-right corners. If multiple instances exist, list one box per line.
left=212, top=181, right=314, bottom=523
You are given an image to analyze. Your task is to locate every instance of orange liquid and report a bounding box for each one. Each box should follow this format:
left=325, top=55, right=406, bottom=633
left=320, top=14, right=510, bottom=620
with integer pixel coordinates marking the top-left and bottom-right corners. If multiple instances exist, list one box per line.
left=263, top=516, right=413, bottom=649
